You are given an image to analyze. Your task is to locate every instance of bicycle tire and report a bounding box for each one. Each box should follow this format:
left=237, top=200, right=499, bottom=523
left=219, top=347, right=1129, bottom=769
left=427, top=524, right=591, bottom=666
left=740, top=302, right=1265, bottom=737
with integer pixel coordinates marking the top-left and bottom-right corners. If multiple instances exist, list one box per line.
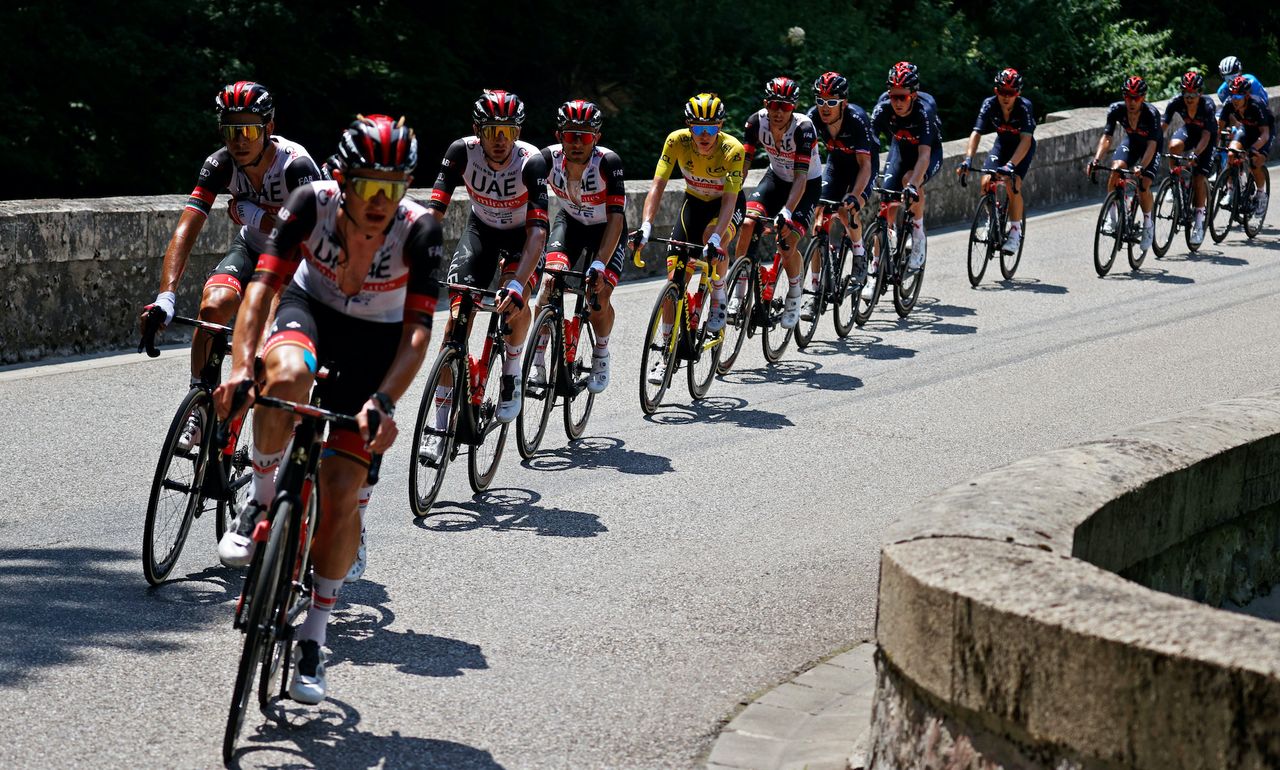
left=686, top=283, right=721, bottom=399
left=1183, top=191, right=1200, bottom=253
left=1000, top=215, right=1025, bottom=280
left=468, top=345, right=509, bottom=493
left=831, top=236, right=857, bottom=339
left=563, top=314, right=597, bottom=440
left=516, top=308, right=559, bottom=459
left=716, top=259, right=753, bottom=374
left=409, top=349, right=462, bottom=516
left=1126, top=187, right=1147, bottom=271
left=223, top=497, right=286, bottom=764
left=639, top=282, right=681, bottom=414
left=760, top=259, right=793, bottom=363
left=1244, top=167, right=1269, bottom=240
left=143, top=387, right=212, bottom=586
left=853, top=221, right=886, bottom=327
left=1151, top=177, right=1178, bottom=258
left=893, top=227, right=923, bottom=318
left=258, top=487, right=317, bottom=710
left=1208, top=169, right=1236, bottom=244
left=793, top=237, right=825, bottom=349
left=966, top=196, right=994, bottom=287
left=1093, top=192, right=1122, bottom=276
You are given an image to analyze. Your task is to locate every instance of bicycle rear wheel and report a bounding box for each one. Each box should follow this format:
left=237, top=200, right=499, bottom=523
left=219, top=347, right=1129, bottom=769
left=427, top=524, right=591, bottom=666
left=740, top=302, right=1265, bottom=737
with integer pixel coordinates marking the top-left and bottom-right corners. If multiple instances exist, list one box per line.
left=1244, top=167, right=1269, bottom=239
left=893, top=228, right=923, bottom=318
left=831, top=236, right=858, bottom=339
left=517, top=308, right=559, bottom=459
left=687, top=284, right=721, bottom=399
left=966, top=197, right=995, bottom=287
left=258, top=488, right=317, bottom=710
left=215, top=412, right=254, bottom=543
left=1208, top=170, right=1237, bottom=244
left=793, top=237, right=826, bottom=349
left=468, top=345, right=510, bottom=493
left=563, top=315, right=597, bottom=440
left=1151, top=177, right=1179, bottom=258
left=1093, top=192, right=1122, bottom=276
left=143, top=387, right=212, bottom=586
left=639, top=282, right=681, bottom=414
left=760, top=261, right=793, bottom=363
left=854, top=221, right=887, bottom=326
left=716, top=259, right=753, bottom=374
left=409, top=350, right=461, bottom=516
left=1000, top=215, right=1025, bottom=280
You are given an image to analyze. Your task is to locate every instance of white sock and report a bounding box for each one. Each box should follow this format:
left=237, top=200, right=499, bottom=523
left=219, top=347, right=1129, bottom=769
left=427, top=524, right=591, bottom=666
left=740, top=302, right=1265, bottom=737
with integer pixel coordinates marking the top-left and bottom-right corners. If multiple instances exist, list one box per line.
left=1009, top=222, right=1021, bottom=234
left=852, top=241, right=865, bottom=256
left=1195, top=207, right=1206, bottom=223
left=733, top=274, right=748, bottom=298
left=503, top=343, right=523, bottom=376
left=1144, top=213, right=1153, bottom=225
left=806, top=270, right=820, bottom=290
left=787, top=275, right=802, bottom=297
left=357, top=485, right=372, bottom=523
left=432, top=386, right=453, bottom=431
left=297, top=574, right=343, bottom=647
left=534, top=330, right=550, bottom=367
left=593, top=335, right=609, bottom=357
left=250, top=446, right=286, bottom=506
left=659, top=321, right=672, bottom=343
left=712, top=278, right=726, bottom=305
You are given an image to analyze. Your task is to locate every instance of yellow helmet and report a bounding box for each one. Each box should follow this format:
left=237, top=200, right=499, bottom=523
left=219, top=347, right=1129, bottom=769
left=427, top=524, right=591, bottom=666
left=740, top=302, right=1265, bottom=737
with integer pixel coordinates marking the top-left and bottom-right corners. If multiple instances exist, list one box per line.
left=684, top=92, right=725, bottom=124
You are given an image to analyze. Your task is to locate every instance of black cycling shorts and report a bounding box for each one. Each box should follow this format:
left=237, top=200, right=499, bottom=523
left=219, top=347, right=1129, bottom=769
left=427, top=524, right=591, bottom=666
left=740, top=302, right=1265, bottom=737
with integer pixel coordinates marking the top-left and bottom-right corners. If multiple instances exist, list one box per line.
left=747, top=170, right=822, bottom=234
left=446, top=214, right=533, bottom=291
left=1111, top=142, right=1162, bottom=181
left=1170, top=127, right=1216, bottom=177
left=984, top=137, right=1037, bottom=180
left=669, top=191, right=746, bottom=251
left=882, top=142, right=943, bottom=192
left=545, top=210, right=627, bottom=286
left=205, top=230, right=256, bottom=296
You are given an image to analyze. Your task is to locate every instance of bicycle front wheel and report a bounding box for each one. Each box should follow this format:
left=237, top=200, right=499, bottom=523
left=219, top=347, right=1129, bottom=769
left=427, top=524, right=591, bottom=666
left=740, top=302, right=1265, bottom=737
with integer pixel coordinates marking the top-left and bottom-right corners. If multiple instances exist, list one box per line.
left=1151, top=177, right=1179, bottom=258
left=258, top=489, right=317, bottom=710
left=639, top=282, right=681, bottom=414
left=1093, top=192, right=1122, bottom=276
left=517, top=308, right=559, bottom=459
left=468, top=345, right=510, bottom=493
left=563, top=315, right=597, bottom=440
left=717, top=259, right=753, bottom=374
left=1244, top=167, right=1269, bottom=239
left=1208, top=170, right=1237, bottom=244
left=143, top=387, right=212, bottom=586
left=215, top=411, right=254, bottom=544
left=1126, top=189, right=1147, bottom=271
left=831, top=236, right=858, bottom=339
left=760, top=261, right=792, bottom=363
left=687, top=284, right=721, bottom=400
left=966, top=197, right=995, bottom=287
left=793, top=237, right=825, bottom=349
left=409, top=350, right=462, bottom=516
left=854, top=221, right=887, bottom=327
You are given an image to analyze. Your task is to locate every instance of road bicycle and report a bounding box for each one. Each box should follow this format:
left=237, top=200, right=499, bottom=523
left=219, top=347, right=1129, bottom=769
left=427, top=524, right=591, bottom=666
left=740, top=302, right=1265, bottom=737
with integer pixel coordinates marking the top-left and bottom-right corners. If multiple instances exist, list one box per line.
left=962, top=168, right=1025, bottom=286
left=1208, top=146, right=1270, bottom=243
left=793, top=199, right=860, bottom=348
left=636, top=238, right=724, bottom=414
left=717, top=218, right=794, bottom=372
left=1150, top=153, right=1202, bottom=257
left=138, top=309, right=252, bottom=586
left=855, top=186, right=925, bottom=322
left=220, top=380, right=382, bottom=764
left=1090, top=165, right=1148, bottom=275
left=517, top=265, right=600, bottom=457
left=409, top=283, right=513, bottom=515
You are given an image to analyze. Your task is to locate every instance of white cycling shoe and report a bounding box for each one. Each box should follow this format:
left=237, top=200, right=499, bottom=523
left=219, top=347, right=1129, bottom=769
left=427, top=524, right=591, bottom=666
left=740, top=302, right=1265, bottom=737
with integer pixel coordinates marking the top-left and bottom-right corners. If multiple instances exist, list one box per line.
left=780, top=293, right=802, bottom=329
left=496, top=375, right=522, bottom=423
left=288, top=640, right=328, bottom=705
left=218, top=501, right=266, bottom=568
left=587, top=353, right=610, bottom=395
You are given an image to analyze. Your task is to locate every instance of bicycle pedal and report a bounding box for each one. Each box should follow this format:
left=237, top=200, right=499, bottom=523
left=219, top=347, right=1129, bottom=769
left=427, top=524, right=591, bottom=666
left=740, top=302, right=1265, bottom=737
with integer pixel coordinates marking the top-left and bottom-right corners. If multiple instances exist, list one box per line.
left=252, top=519, right=272, bottom=543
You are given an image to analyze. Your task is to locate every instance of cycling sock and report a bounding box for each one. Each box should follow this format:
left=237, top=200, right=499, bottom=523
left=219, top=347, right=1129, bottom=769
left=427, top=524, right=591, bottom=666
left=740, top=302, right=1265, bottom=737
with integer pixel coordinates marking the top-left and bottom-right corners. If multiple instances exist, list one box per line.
left=534, top=330, right=550, bottom=365
left=1144, top=213, right=1153, bottom=225
left=358, top=485, right=372, bottom=522
left=1195, top=207, right=1206, bottom=223
left=594, top=335, right=609, bottom=356
left=503, top=343, right=523, bottom=376
left=432, top=386, right=453, bottom=431
left=787, top=275, right=802, bottom=298
left=298, top=575, right=343, bottom=647
left=250, top=446, right=286, bottom=506
left=852, top=241, right=866, bottom=256
left=1009, top=221, right=1022, bottom=234
left=806, top=270, right=820, bottom=290
left=659, top=321, right=673, bottom=343
left=733, top=274, right=748, bottom=299
left=712, top=278, right=726, bottom=305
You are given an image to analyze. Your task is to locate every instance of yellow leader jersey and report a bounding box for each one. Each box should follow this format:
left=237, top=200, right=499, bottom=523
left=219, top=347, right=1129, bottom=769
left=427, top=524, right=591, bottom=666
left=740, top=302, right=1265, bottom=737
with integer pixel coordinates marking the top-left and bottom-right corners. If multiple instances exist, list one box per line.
left=653, top=129, right=745, bottom=202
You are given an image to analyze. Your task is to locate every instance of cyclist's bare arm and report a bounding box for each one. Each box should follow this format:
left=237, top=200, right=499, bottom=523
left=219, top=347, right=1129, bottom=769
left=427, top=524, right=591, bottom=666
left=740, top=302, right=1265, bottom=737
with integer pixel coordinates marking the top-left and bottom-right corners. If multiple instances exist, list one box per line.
left=963, top=131, right=982, bottom=161
left=907, top=145, right=932, bottom=188
left=713, top=192, right=736, bottom=242
left=642, top=176, right=668, bottom=225
left=1009, top=133, right=1033, bottom=167
left=1139, top=138, right=1158, bottom=169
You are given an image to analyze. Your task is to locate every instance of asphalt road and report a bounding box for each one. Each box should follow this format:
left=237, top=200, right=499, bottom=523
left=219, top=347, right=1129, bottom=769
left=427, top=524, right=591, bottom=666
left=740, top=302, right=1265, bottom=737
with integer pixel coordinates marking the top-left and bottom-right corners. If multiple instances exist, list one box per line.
left=2, top=188, right=1278, bottom=769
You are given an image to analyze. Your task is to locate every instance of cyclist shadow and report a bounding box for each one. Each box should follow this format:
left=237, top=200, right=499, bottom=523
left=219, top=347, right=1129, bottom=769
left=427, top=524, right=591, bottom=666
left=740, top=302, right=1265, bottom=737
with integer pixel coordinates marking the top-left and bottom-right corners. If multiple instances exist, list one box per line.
left=647, top=395, right=795, bottom=429
left=147, top=563, right=242, bottom=607
left=0, top=546, right=229, bottom=688
left=235, top=697, right=505, bottom=769
left=973, top=277, right=1069, bottom=294
left=417, top=488, right=607, bottom=538
left=864, top=297, right=978, bottom=336
left=1102, top=266, right=1195, bottom=284
left=521, top=436, right=675, bottom=476
left=800, top=332, right=918, bottom=361
left=720, top=360, right=862, bottom=393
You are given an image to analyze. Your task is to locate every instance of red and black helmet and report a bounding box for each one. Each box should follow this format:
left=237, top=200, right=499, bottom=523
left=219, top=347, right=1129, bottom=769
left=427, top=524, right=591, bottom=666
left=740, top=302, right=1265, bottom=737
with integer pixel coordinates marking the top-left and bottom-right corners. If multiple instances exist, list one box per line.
left=1180, top=71, right=1204, bottom=93
left=764, top=77, right=800, bottom=105
left=813, top=71, right=849, bottom=99
left=1121, top=75, right=1148, bottom=98
left=215, top=81, right=274, bottom=123
left=1228, top=74, right=1253, bottom=95
left=993, top=68, right=1023, bottom=91
left=472, top=90, right=526, bottom=126
left=556, top=100, right=603, bottom=131
left=887, top=62, right=920, bottom=91
left=336, top=114, right=417, bottom=173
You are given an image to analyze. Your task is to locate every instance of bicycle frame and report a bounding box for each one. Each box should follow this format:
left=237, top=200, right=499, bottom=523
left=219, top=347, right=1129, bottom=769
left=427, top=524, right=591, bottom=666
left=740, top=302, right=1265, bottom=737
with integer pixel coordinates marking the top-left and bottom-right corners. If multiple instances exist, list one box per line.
left=540, top=267, right=598, bottom=399
left=441, top=284, right=508, bottom=446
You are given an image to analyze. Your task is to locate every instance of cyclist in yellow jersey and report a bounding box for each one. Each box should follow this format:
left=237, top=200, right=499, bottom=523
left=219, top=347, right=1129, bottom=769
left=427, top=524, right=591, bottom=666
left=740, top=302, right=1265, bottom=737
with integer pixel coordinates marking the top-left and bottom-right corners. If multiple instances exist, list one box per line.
left=630, top=93, right=746, bottom=385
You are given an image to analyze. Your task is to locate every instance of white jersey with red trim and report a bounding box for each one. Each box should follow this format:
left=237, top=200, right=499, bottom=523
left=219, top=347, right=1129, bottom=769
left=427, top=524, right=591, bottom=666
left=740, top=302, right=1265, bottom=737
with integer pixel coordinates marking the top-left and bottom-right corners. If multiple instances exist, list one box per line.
left=742, top=109, right=823, bottom=182
left=542, top=144, right=627, bottom=226
left=427, top=137, right=550, bottom=230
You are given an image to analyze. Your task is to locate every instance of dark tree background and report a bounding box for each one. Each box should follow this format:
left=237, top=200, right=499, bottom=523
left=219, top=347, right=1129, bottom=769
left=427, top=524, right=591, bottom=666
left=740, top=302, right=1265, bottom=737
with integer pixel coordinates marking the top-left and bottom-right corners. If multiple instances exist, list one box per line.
left=1, top=0, right=1273, bottom=200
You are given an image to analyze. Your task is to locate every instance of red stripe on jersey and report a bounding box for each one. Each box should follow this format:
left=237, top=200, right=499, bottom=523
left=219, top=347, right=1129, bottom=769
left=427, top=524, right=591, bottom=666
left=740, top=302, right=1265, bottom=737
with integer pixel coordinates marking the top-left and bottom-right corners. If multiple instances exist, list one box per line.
left=360, top=273, right=410, bottom=292
left=527, top=208, right=549, bottom=224
left=743, top=143, right=757, bottom=156
left=184, top=203, right=211, bottom=217
left=746, top=201, right=769, bottom=215
left=255, top=253, right=292, bottom=277
left=263, top=329, right=316, bottom=358
left=204, top=273, right=243, bottom=295
left=472, top=191, right=528, bottom=209
left=404, top=292, right=439, bottom=317
left=429, top=189, right=451, bottom=204
left=190, top=187, right=216, bottom=204
left=606, top=194, right=626, bottom=206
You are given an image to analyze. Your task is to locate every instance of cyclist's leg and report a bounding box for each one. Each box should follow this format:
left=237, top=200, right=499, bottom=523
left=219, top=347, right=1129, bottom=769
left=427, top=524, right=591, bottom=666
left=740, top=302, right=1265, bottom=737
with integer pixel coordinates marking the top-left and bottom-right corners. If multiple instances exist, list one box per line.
left=1108, top=141, right=1132, bottom=193
left=785, top=177, right=822, bottom=308
left=1138, top=149, right=1160, bottom=213
left=701, top=193, right=743, bottom=319
left=1193, top=139, right=1214, bottom=209
left=535, top=210, right=574, bottom=315
left=1249, top=134, right=1272, bottom=192
left=195, top=232, right=253, bottom=380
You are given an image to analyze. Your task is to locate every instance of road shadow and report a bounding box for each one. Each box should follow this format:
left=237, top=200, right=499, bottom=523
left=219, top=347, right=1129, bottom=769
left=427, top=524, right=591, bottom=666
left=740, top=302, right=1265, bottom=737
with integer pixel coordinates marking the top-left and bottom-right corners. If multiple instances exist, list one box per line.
left=1157, top=247, right=1249, bottom=266
left=644, top=395, right=795, bottom=429
left=521, top=436, right=674, bottom=476
left=974, top=277, right=1069, bottom=294
left=719, top=359, right=863, bottom=393
left=0, top=546, right=230, bottom=688
left=861, top=296, right=978, bottom=336
left=416, top=488, right=606, bottom=538
left=147, top=563, right=243, bottom=607
left=234, top=697, right=504, bottom=769
left=800, top=332, right=918, bottom=361
left=1102, top=266, right=1195, bottom=284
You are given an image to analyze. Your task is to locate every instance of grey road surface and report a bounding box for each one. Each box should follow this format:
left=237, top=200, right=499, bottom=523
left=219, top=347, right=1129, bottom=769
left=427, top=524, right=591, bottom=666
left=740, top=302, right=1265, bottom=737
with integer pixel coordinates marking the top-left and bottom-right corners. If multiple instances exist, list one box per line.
left=2, top=192, right=1278, bottom=769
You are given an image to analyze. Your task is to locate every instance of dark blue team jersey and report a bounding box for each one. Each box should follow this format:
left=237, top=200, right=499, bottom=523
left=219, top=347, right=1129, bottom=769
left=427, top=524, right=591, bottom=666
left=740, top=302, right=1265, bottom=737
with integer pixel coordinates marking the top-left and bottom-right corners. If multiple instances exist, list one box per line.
left=972, top=95, right=1036, bottom=137
left=871, top=91, right=943, bottom=150
left=1103, top=101, right=1164, bottom=150
left=807, top=104, right=878, bottom=159
left=1219, top=95, right=1276, bottom=132
left=1162, top=94, right=1219, bottom=137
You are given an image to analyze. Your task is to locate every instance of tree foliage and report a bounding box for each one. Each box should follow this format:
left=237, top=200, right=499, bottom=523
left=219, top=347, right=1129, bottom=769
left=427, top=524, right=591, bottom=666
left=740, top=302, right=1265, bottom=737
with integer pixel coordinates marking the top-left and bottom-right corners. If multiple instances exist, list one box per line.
left=0, top=0, right=1271, bottom=199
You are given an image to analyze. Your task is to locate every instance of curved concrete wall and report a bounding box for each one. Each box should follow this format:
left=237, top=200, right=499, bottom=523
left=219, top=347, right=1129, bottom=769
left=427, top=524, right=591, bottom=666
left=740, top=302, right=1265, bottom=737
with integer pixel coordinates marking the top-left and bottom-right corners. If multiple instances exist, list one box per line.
left=871, top=390, right=1280, bottom=769
left=2, top=88, right=1277, bottom=364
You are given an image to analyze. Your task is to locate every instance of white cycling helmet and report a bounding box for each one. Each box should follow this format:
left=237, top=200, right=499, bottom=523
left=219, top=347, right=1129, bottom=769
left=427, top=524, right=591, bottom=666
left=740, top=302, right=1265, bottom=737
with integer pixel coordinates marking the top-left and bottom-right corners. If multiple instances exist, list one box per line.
left=1218, top=56, right=1243, bottom=79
